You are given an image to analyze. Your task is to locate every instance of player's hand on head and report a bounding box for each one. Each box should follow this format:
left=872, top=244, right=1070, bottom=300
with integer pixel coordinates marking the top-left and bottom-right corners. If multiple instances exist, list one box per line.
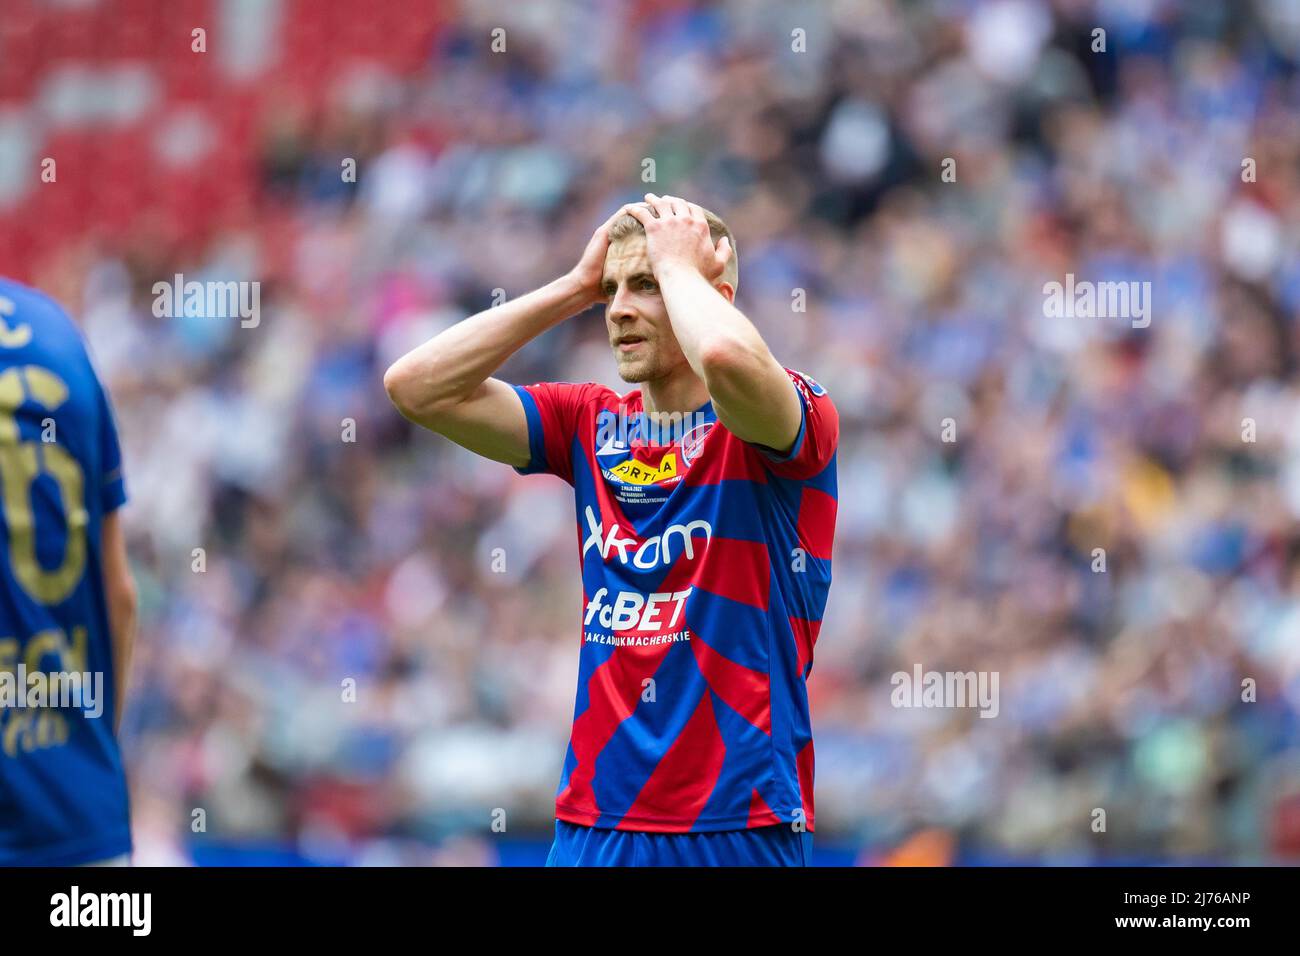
left=568, top=203, right=637, bottom=307
left=630, top=193, right=732, bottom=284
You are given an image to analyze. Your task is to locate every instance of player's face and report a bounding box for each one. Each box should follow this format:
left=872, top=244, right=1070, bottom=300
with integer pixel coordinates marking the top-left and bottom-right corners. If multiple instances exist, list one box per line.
left=602, top=236, right=688, bottom=383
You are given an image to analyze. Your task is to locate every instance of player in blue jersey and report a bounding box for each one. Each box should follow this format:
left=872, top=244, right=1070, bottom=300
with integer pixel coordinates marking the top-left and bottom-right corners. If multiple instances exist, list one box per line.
left=0, top=278, right=138, bottom=866
left=386, top=195, right=837, bottom=866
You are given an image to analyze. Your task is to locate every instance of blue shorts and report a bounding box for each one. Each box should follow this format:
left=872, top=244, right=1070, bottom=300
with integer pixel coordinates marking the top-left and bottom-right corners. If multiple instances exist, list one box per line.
left=546, top=819, right=813, bottom=867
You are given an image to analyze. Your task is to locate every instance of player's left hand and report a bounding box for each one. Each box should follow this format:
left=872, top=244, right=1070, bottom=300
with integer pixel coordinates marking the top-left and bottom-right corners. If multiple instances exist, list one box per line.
left=626, top=193, right=733, bottom=284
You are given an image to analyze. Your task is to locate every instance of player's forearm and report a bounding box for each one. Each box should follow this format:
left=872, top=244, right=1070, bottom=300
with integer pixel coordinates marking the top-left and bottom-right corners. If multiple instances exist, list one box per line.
left=100, top=511, right=137, bottom=734
left=656, top=263, right=774, bottom=390
left=656, top=262, right=802, bottom=450
left=107, top=578, right=137, bottom=733
left=109, top=590, right=137, bottom=733
left=384, top=274, right=590, bottom=420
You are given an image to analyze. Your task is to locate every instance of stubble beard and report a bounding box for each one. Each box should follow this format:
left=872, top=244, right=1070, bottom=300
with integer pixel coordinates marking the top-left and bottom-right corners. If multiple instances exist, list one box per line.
left=615, top=350, right=660, bottom=383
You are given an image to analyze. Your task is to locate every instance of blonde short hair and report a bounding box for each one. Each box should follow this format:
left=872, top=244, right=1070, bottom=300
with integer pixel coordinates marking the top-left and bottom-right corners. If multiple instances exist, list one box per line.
left=608, top=203, right=738, bottom=291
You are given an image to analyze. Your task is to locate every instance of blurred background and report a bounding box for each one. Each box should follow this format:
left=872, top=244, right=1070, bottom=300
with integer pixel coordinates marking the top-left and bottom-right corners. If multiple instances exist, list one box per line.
left=2, top=0, right=1299, bottom=865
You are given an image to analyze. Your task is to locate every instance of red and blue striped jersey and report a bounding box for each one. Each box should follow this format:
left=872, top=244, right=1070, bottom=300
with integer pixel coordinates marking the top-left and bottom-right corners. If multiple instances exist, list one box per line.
left=512, top=367, right=838, bottom=832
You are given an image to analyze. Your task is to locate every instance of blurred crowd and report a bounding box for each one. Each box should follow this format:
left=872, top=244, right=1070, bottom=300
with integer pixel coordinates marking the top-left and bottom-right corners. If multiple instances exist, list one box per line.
left=3, top=0, right=1300, bottom=864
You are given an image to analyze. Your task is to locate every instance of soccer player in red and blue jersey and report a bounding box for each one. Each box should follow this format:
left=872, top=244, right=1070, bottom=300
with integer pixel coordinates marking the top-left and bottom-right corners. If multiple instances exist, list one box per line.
left=385, top=195, right=837, bottom=866
left=0, top=278, right=138, bottom=866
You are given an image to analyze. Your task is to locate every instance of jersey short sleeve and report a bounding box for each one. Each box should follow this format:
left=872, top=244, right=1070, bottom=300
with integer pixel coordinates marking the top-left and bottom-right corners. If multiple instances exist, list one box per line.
left=511, top=382, right=601, bottom=486
left=752, top=368, right=839, bottom=481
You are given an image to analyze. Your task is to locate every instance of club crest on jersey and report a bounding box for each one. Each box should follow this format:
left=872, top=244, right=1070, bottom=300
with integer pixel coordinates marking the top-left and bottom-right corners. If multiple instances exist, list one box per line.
left=791, top=369, right=826, bottom=398
left=680, top=421, right=714, bottom=467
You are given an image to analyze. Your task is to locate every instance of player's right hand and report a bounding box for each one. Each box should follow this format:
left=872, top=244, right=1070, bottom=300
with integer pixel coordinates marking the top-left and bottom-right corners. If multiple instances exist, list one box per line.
left=566, top=203, right=640, bottom=307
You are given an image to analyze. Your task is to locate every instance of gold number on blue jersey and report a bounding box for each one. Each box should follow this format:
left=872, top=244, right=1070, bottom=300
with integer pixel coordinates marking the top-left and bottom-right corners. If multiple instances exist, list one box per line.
left=0, top=365, right=88, bottom=605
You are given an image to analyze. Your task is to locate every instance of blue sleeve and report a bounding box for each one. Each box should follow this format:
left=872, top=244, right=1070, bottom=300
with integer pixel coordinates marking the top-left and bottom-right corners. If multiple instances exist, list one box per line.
left=511, top=384, right=549, bottom=476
